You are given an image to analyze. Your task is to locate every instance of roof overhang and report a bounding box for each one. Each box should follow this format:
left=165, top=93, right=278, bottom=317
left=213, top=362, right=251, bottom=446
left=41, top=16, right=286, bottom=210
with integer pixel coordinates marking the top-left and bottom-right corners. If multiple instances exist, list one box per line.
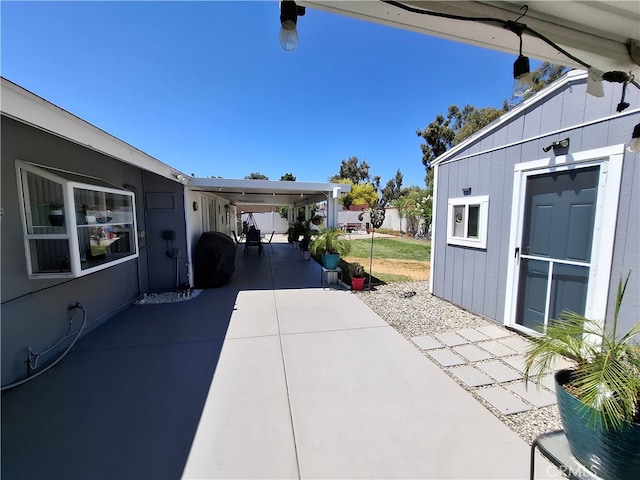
left=189, top=177, right=351, bottom=207
left=0, top=77, right=184, bottom=183
left=299, top=1, right=640, bottom=74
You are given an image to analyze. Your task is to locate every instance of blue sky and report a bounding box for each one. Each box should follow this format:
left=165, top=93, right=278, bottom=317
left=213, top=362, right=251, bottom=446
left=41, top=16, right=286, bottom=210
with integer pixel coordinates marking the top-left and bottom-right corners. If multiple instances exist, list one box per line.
left=2, top=1, right=523, bottom=187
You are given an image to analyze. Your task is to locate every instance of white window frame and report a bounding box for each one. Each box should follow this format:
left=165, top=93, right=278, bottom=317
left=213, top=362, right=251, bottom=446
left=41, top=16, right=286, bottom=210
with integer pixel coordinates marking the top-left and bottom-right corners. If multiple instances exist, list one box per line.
left=447, top=195, right=489, bottom=249
left=16, top=161, right=138, bottom=279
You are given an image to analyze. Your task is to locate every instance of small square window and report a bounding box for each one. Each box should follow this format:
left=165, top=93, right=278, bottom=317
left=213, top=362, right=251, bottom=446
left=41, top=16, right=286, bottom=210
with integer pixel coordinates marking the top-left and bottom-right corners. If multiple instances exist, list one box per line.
left=447, top=195, right=489, bottom=249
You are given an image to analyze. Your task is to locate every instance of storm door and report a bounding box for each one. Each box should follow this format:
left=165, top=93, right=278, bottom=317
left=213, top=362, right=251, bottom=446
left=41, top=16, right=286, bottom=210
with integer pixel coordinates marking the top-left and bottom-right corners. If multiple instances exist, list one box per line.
left=515, top=166, right=599, bottom=332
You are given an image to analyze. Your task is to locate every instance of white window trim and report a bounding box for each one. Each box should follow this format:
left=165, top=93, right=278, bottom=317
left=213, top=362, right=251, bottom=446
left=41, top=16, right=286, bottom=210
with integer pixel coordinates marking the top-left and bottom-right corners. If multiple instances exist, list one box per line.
left=503, top=144, right=625, bottom=333
left=16, top=160, right=138, bottom=279
left=447, top=195, right=489, bottom=249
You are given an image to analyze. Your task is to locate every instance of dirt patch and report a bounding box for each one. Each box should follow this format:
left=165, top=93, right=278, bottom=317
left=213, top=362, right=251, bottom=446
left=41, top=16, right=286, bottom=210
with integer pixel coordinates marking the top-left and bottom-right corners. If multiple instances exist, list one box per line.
left=344, top=256, right=430, bottom=281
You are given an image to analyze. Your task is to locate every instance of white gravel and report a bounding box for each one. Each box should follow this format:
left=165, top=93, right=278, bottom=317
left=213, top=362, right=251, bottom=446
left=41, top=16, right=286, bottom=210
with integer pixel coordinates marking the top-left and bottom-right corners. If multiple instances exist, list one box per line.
left=357, top=280, right=562, bottom=445
left=134, top=289, right=202, bottom=305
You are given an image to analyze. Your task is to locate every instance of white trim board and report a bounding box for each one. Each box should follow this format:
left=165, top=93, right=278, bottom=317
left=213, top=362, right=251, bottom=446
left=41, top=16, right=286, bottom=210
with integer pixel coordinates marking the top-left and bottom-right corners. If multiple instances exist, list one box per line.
left=503, top=144, right=625, bottom=333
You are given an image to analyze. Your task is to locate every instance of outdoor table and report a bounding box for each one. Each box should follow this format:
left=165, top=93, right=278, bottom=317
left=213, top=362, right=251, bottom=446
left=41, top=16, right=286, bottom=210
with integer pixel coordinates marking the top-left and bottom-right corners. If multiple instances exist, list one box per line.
left=530, top=430, right=603, bottom=480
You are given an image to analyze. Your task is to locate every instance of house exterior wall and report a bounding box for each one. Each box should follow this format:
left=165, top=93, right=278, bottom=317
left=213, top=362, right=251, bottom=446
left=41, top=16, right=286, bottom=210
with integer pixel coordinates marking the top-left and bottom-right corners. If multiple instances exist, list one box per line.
left=0, top=116, right=186, bottom=385
left=432, top=76, right=639, bottom=334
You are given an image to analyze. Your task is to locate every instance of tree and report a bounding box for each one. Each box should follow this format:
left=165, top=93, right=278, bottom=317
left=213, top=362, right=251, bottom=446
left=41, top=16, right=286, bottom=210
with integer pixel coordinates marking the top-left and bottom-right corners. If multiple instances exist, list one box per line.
left=381, top=169, right=403, bottom=205
left=416, top=62, right=566, bottom=190
left=390, top=196, right=410, bottom=233
left=405, top=188, right=432, bottom=235
left=330, top=156, right=371, bottom=184
left=527, top=63, right=567, bottom=98
left=245, top=172, right=269, bottom=180
left=335, top=179, right=378, bottom=210
left=416, top=104, right=506, bottom=189
left=280, top=172, right=296, bottom=181
left=350, top=182, right=378, bottom=207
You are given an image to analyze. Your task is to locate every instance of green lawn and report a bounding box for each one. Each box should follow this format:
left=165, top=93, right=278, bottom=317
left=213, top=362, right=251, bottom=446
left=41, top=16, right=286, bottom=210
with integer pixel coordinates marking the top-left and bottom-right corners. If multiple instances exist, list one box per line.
left=347, top=237, right=431, bottom=261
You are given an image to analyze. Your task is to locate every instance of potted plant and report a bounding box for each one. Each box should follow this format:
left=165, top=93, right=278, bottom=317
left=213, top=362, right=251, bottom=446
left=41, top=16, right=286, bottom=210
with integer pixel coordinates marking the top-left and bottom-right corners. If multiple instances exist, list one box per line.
left=309, top=226, right=351, bottom=270
left=47, top=202, right=65, bottom=226
left=288, top=221, right=312, bottom=250
left=349, top=262, right=366, bottom=291
left=524, top=273, right=640, bottom=480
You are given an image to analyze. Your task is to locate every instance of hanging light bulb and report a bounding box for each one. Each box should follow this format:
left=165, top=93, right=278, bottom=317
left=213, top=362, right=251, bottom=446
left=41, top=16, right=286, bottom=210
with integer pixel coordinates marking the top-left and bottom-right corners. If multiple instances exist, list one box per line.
left=628, top=123, right=640, bottom=153
left=279, top=1, right=305, bottom=51
left=512, top=55, right=534, bottom=99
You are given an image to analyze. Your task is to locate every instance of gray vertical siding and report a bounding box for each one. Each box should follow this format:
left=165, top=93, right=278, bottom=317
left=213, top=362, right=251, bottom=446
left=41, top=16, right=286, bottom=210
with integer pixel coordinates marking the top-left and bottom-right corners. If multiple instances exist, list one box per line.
left=433, top=76, right=640, bottom=332
left=0, top=117, right=187, bottom=385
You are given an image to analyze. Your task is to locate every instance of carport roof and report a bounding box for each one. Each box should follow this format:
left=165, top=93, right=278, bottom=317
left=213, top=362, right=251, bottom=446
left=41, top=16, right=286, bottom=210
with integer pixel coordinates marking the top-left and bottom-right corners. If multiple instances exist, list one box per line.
left=188, top=177, right=351, bottom=207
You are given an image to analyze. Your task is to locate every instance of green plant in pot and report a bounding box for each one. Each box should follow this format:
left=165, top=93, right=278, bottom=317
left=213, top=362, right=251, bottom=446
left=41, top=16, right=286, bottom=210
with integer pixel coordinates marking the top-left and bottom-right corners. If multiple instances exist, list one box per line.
left=349, top=262, right=366, bottom=291
left=47, top=202, right=65, bottom=226
left=309, top=226, right=351, bottom=270
left=524, top=273, right=640, bottom=480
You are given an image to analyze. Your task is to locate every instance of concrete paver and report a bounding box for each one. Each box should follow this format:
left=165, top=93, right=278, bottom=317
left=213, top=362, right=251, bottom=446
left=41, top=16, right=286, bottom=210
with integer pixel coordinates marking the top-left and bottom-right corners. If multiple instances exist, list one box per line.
left=477, top=360, right=522, bottom=383
left=427, top=348, right=467, bottom=366
left=476, top=324, right=511, bottom=339
left=449, top=365, right=495, bottom=387
left=434, top=331, right=468, bottom=346
left=479, top=339, right=518, bottom=357
left=453, top=344, right=494, bottom=362
left=506, top=382, right=557, bottom=408
left=477, top=386, right=532, bottom=415
left=456, top=327, right=491, bottom=342
left=500, top=335, right=532, bottom=351
left=411, top=334, right=443, bottom=350
left=503, top=354, right=528, bottom=373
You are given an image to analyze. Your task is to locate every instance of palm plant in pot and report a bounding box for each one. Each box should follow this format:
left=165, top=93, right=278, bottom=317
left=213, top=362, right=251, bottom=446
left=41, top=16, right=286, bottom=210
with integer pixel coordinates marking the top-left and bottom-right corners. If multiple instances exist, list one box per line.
left=524, top=273, right=640, bottom=480
left=309, top=226, right=351, bottom=270
left=349, top=262, right=366, bottom=291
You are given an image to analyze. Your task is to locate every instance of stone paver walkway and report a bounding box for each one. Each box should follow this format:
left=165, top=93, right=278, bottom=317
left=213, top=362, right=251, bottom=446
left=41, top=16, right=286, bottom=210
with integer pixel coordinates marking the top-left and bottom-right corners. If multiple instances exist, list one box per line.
left=411, top=325, right=571, bottom=415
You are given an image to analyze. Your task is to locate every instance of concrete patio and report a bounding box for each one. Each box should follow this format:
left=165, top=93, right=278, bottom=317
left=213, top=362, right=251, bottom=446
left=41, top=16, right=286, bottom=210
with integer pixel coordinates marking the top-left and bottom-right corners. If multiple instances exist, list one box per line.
left=1, top=238, right=555, bottom=479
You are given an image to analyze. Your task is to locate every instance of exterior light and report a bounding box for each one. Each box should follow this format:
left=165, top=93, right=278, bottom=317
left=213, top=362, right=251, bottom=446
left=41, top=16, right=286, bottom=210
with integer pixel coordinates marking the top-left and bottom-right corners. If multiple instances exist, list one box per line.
left=542, top=138, right=570, bottom=153
left=279, top=1, right=305, bottom=51
left=628, top=123, right=640, bottom=153
left=512, top=55, right=534, bottom=98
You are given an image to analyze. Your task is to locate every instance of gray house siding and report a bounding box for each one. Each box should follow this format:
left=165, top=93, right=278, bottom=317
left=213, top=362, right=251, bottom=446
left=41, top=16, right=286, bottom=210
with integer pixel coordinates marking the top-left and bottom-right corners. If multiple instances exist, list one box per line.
left=1, top=116, right=186, bottom=385
left=432, top=74, right=639, bottom=334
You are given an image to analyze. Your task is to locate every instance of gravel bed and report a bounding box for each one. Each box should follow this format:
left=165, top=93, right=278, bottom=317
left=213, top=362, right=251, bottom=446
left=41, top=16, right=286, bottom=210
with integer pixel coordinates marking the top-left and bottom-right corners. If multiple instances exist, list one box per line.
left=357, top=280, right=562, bottom=445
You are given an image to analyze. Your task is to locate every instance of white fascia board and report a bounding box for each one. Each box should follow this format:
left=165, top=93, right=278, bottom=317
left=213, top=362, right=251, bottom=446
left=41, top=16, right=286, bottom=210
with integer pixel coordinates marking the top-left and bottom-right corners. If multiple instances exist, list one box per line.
left=431, top=70, right=588, bottom=167
left=190, top=177, right=351, bottom=193
left=1, top=78, right=187, bottom=183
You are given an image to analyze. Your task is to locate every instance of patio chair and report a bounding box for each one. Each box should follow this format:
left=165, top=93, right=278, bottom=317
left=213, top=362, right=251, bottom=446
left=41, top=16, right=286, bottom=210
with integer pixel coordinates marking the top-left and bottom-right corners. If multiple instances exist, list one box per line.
left=262, top=231, right=275, bottom=252
left=244, top=228, right=263, bottom=256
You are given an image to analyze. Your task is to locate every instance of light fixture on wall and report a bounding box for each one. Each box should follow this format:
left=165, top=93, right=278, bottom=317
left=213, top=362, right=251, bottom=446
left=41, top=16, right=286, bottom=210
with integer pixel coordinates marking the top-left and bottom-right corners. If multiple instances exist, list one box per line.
left=174, top=173, right=188, bottom=184
left=279, top=1, right=305, bottom=51
left=192, top=201, right=198, bottom=212
left=462, top=187, right=472, bottom=195
left=542, top=137, right=570, bottom=152
left=628, top=123, right=640, bottom=153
